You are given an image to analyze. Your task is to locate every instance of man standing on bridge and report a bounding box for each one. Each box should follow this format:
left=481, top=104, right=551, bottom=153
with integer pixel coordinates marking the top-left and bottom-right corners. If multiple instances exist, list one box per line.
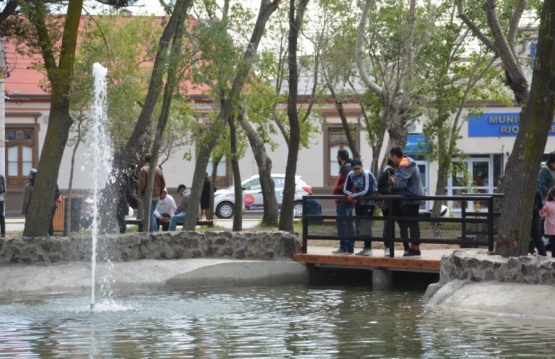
left=389, top=146, right=425, bottom=258
left=343, top=159, right=377, bottom=256
left=331, top=149, right=356, bottom=255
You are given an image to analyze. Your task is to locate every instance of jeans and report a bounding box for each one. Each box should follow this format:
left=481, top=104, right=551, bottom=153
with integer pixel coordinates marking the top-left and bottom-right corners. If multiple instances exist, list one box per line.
left=397, top=202, right=421, bottom=249
left=169, top=212, right=186, bottom=231
left=356, top=203, right=374, bottom=249
left=156, top=213, right=172, bottom=231
left=0, top=200, right=5, bottom=236
left=336, top=202, right=355, bottom=252
left=142, top=198, right=159, bottom=232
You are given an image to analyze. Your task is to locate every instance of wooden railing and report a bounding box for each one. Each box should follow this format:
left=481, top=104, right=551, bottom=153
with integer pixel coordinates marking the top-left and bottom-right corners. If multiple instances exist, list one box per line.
left=301, top=194, right=502, bottom=257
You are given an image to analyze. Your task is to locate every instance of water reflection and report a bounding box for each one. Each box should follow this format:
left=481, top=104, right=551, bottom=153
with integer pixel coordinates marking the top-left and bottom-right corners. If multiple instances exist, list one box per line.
left=0, top=286, right=553, bottom=358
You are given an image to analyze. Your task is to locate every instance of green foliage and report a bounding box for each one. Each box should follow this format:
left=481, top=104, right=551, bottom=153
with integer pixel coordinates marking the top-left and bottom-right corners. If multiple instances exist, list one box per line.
left=72, top=13, right=198, bottom=161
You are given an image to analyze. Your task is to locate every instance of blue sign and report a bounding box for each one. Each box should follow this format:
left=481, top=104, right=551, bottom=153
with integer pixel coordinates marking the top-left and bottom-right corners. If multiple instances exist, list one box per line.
left=468, top=112, right=555, bottom=137
left=405, top=134, right=427, bottom=154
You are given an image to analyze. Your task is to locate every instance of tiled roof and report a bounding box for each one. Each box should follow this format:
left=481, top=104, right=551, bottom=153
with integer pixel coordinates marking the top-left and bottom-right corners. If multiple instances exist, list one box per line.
left=3, top=15, right=209, bottom=98
left=4, top=41, right=47, bottom=95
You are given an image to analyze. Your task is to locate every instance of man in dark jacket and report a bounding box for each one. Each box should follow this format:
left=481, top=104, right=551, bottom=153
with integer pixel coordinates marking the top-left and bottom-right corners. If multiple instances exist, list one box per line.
left=390, top=146, right=425, bottom=257
left=331, top=149, right=356, bottom=255
left=377, top=160, right=397, bottom=257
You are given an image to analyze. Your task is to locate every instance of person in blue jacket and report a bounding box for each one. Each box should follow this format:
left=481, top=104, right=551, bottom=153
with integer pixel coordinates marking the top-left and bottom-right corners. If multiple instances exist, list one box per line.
left=343, top=159, right=377, bottom=256
left=389, top=146, right=425, bottom=257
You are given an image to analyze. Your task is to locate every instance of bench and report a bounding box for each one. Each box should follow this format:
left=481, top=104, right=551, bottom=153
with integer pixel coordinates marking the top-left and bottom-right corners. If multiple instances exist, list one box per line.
left=124, top=217, right=214, bottom=230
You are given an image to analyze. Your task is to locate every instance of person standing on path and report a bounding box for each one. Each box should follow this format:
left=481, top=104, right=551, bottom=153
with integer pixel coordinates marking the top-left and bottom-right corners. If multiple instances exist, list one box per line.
left=538, top=152, right=555, bottom=251
left=331, top=149, right=356, bottom=255
left=137, top=154, right=166, bottom=232
left=539, top=187, right=555, bottom=258
left=530, top=183, right=547, bottom=256
left=389, top=146, right=425, bottom=258
left=200, top=173, right=212, bottom=220
left=343, top=159, right=377, bottom=256
left=0, top=173, right=6, bottom=237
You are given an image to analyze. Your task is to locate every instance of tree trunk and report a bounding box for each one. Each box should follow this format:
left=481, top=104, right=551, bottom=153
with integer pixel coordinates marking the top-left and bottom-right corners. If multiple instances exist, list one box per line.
left=495, top=0, right=555, bottom=257
left=23, top=0, right=84, bottom=237
left=103, top=0, right=193, bottom=231
left=482, top=0, right=529, bottom=106
left=279, top=0, right=309, bottom=232
left=238, top=108, right=278, bottom=226
left=64, top=120, right=83, bottom=236
left=183, top=0, right=280, bottom=230
left=229, top=112, right=243, bottom=232
left=143, top=7, right=187, bottom=233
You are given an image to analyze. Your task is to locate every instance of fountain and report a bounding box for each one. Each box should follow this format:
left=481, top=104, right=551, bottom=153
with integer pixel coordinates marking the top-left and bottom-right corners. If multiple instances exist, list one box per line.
left=88, top=62, right=115, bottom=310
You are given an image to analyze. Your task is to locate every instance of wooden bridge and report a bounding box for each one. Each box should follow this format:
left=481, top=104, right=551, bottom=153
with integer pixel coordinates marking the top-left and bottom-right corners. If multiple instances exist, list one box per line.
left=294, top=193, right=500, bottom=275
left=293, top=247, right=459, bottom=273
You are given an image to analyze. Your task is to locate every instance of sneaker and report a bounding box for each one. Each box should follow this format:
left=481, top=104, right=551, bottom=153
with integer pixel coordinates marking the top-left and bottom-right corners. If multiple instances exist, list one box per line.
left=403, top=249, right=422, bottom=258
left=332, top=249, right=352, bottom=255
left=357, top=248, right=373, bottom=256
left=384, top=247, right=390, bottom=257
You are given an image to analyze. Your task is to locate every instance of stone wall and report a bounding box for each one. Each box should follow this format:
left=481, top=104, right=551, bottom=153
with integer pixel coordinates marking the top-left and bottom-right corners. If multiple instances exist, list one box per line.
left=0, top=231, right=301, bottom=265
left=425, top=249, right=555, bottom=299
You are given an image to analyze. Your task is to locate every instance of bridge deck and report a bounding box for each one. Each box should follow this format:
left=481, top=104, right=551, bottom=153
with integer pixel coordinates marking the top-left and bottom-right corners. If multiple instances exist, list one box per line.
left=293, top=247, right=469, bottom=273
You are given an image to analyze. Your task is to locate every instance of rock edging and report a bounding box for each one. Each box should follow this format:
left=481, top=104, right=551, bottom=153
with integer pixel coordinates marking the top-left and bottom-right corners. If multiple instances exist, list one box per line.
left=425, top=249, right=555, bottom=317
left=0, top=231, right=301, bottom=265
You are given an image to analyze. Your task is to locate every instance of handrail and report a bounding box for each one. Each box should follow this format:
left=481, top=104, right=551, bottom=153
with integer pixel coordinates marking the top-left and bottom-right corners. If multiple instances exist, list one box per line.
left=301, top=193, right=502, bottom=256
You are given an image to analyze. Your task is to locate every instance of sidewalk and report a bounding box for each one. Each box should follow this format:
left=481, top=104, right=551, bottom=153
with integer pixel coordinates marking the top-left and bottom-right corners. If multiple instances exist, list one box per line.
left=4, top=217, right=262, bottom=234
left=6, top=218, right=24, bottom=232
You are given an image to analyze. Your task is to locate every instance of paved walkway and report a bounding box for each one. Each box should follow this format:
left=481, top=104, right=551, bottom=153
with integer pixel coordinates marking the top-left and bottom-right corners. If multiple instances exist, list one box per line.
left=4, top=218, right=263, bottom=233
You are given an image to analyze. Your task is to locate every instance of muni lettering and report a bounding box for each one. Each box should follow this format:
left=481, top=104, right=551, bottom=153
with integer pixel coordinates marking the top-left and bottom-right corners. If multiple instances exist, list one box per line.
left=468, top=112, right=555, bottom=137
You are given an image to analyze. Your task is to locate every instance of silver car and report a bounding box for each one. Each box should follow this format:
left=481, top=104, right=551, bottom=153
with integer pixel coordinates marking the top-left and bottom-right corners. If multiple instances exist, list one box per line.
left=213, top=174, right=312, bottom=219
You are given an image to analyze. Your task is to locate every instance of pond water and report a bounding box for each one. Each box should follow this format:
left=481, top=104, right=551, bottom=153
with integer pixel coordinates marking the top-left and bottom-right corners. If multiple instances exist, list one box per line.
left=0, top=285, right=552, bottom=358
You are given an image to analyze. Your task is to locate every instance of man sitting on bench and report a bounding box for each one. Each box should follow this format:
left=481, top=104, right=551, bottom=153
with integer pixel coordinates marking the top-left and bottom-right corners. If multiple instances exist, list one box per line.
left=169, top=184, right=190, bottom=231
left=154, top=188, right=176, bottom=231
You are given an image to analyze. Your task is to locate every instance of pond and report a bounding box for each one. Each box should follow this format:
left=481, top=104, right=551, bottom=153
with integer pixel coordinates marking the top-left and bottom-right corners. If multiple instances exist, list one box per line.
left=0, top=285, right=552, bottom=358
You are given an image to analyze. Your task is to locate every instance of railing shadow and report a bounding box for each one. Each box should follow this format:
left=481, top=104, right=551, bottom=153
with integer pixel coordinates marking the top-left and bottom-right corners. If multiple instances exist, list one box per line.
left=301, top=194, right=503, bottom=258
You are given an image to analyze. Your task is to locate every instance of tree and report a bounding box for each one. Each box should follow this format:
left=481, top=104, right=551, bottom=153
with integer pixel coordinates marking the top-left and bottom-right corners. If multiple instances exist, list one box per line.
left=183, top=0, right=281, bottom=230
left=456, top=0, right=552, bottom=256
left=495, top=0, right=555, bottom=256
left=278, top=0, right=310, bottom=232
left=105, top=0, right=194, bottom=232
left=356, top=0, right=420, bottom=156
left=418, top=1, right=510, bottom=217
left=21, top=0, right=85, bottom=237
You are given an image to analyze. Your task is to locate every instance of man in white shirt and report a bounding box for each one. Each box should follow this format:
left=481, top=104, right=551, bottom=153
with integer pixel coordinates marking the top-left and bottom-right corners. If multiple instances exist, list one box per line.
left=154, top=188, right=176, bottom=231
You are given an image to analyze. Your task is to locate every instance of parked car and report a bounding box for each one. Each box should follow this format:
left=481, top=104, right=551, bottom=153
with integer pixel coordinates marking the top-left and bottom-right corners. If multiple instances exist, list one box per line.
left=213, top=174, right=312, bottom=219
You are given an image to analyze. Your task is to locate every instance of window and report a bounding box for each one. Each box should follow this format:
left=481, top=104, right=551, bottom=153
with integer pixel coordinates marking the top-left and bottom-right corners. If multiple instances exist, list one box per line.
left=448, top=154, right=502, bottom=211
left=207, top=154, right=229, bottom=188
left=5, top=126, right=38, bottom=188
left=324, top=126, right=360, bottom=186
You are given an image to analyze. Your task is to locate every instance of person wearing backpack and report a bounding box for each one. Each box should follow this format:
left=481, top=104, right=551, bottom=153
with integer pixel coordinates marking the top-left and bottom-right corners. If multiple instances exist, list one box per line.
left=0, top=173, right=6, bottom=237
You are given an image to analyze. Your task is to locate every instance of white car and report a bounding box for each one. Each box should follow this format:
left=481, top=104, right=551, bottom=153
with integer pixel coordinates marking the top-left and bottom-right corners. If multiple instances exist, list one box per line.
left=213, top=174, right=312, bottom=219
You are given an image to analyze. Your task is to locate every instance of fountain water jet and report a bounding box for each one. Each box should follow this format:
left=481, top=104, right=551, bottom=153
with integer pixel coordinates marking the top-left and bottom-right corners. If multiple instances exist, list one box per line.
left=89, top=63, right=115, bottom=310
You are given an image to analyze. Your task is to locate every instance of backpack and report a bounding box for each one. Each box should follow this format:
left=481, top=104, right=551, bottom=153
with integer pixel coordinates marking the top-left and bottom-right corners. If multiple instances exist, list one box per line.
left=0, top=176, right=5, bottom=194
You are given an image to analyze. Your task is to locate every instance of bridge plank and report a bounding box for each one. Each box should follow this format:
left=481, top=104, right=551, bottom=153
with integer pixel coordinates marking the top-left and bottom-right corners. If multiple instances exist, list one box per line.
left=292, top=253, right=440, bottom=272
